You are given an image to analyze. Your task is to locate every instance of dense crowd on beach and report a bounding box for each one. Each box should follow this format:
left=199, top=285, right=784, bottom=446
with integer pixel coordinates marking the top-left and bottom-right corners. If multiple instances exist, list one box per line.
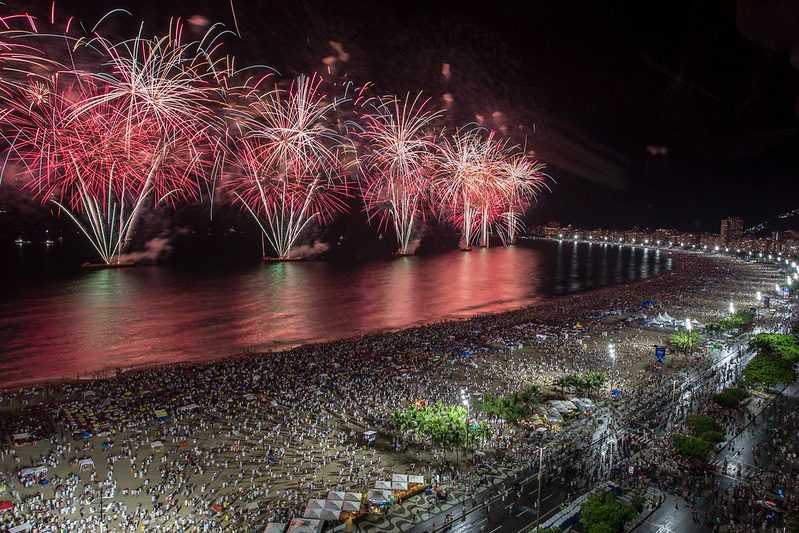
left=0, top=252, right=789, bottom=532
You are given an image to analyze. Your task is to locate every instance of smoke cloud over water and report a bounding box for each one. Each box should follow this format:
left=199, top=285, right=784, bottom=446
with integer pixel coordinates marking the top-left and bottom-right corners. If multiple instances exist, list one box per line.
left=288, top=240, right=330, bottom=259
left=116, top=228, right=189, bottom=264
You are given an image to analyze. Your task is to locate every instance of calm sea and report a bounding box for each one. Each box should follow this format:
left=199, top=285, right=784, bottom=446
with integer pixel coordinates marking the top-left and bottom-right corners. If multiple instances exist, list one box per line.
left=0, top=240, right=671, bottom=388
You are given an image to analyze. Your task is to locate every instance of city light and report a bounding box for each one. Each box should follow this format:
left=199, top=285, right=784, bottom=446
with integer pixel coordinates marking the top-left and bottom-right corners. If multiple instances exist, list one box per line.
left=729, top=301, right=735, bottom=314
left=756, top=290, right=761, bottom=301
left=686, top=318, right=692, bottom=332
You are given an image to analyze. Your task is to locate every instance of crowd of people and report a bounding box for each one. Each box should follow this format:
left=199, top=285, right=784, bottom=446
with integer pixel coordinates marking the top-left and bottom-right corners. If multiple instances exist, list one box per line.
left=0, top=252, right=788, bottom=532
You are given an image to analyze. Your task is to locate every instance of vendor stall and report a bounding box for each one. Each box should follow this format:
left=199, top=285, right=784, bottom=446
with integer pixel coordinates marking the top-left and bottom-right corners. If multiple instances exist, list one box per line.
left=366, top=489, right=393, bottom=514
left=287, top=518, right=322, bottom=533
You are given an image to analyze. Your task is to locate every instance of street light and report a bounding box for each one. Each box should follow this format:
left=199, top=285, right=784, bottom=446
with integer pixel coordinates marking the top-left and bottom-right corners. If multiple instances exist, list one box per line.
left=729, top=301, right=735, bottom=314
left=756, top=291, right=762, bottom=302
left=458, top=389, right=470, bottom=471
left=534, top=446, right=546, bottom=529
left=686, top=318, right=692, bottom=332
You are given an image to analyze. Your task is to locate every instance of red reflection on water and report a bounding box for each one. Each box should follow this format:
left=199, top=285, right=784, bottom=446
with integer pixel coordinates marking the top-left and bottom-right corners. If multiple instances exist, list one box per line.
left=1, top=247, right=544, bottom=388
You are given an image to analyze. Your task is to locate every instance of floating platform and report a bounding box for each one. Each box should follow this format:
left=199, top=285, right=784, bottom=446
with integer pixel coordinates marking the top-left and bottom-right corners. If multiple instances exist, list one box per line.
left=81, top=262, right=137, bottom=270
left=262, top=256, right=304, bottom=263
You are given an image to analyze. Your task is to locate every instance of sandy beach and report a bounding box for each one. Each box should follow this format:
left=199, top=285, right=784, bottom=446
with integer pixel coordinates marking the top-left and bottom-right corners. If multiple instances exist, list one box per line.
left=0, top=251, right=788, bottom=532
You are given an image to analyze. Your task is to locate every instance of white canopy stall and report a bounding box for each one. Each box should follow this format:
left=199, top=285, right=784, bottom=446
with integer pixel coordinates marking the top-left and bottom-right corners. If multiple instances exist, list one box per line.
left=287, top=518, right=323, bottom=533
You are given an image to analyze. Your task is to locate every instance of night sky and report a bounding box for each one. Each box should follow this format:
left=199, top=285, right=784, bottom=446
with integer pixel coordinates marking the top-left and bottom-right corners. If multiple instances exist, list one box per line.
left=4, top=0, right=799, bottom=237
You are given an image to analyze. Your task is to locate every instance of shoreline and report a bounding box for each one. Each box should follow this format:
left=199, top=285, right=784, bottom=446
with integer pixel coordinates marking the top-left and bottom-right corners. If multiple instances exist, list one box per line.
left=1, top=249, right=680, bottom=393
left=0, top=250, right=785, bottom=532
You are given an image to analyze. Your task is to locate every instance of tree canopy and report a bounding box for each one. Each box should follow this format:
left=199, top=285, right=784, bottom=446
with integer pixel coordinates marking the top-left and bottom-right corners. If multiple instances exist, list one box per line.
left=743, top=333, right=799, bottom=386
left=580, top=491, right=636, bottom=533
left=392, top=403, right=489, bottom=447
left=669, top=330, right=702, bottom=352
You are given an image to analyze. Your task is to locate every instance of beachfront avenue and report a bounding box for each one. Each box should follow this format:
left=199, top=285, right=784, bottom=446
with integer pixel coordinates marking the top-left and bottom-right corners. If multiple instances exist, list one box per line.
left=0, top=252, right=794, bottom=532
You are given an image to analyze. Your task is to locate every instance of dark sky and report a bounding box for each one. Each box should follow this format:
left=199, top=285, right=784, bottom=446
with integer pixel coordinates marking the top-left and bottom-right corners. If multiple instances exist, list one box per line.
left=10, top=0, right=799, bottom=232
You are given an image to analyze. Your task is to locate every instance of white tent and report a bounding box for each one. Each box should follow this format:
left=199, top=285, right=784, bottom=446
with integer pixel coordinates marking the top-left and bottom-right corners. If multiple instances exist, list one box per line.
left=305, top=499, right=325, bottom=510
left=662, top=312, right=676, bottom=322
left=8, top=524, right=33, bottom=533
left=391, top=474, right=408, bottom=490
left=18, top=466, right=47, bottom=479
left=367, top=489, right=392, bottom=503
left=302, top=508, right=322, bottom=519
left=303, top=499, right=340, bottom=520
left=245, top=502, right=259, bottom=511
left=408, top=475, right=424, bottom=485
left=319, top=510, right=341, bottom=521
left=374, top=480, right=392, bottom=490
left=327, top=491, right=362, bottom=511
left=78, top=458, right=95, bottom=471
left=341, top=499, right=361, bottom=512
left=151, top=440, right=164, bottom=449
left=287, top=518, right=323, bottom=533
left=324, top=499, right=343, bottom=512
left=177, top=403, right=199, bottom=413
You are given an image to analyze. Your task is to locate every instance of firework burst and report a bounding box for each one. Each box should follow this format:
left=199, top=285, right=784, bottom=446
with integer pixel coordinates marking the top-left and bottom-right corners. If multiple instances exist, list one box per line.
left=226, top=74, right=352, bottom=259
left=434, top=127, right=509, bottom=249
left=357, top=93, right=442, bottom=255
left=496, top=151, right=551, bottom=244
left=0, top=18, right=225, bottom=265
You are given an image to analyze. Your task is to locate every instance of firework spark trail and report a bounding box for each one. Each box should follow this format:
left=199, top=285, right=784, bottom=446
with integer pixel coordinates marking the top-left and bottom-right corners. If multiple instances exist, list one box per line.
left=496, top=152, right=551, bottom=244
left=435, top=127, right=511, bottom=249
left=0, top=8, right=553, bottom=262
left=356, top=93, right=442, bottom=255
left=227, top=74, right=352, bottom=259
left=0, top=17, right=225, bottom=264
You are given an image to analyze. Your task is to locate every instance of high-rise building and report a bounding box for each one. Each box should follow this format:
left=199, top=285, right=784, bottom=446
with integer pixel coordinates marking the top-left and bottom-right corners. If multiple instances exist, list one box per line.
left=720, top=217, right=743, bottom=244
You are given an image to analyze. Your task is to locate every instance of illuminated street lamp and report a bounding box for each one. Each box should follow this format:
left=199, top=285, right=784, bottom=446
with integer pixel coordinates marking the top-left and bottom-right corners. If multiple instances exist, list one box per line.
left=729, top=301, right=735, bottom=314
left=756, top=291, right=762, bottom=301
left=457, top=388, right=470, bottom=471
